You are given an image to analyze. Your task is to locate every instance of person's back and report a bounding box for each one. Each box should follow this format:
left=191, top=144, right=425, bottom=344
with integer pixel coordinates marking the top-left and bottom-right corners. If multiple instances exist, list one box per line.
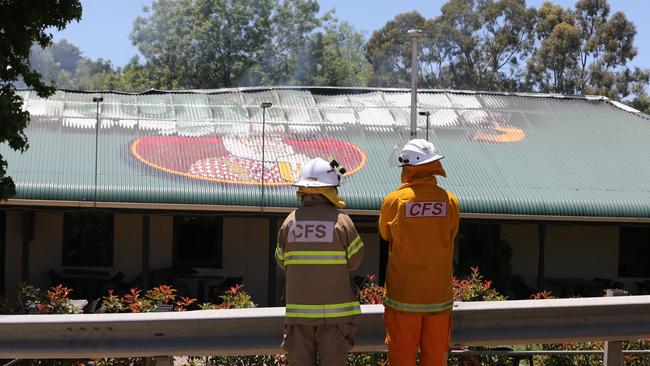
left=279, top=195, right=363, bottom=324
left=381, top=173, right=459, bottom=312
left=275, top=157, right=364, bottom=366
left=379, top=139, right=460, bottom=366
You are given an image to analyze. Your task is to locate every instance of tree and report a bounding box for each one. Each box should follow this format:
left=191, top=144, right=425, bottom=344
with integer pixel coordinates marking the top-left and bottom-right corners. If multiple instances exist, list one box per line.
left=308, top=21, right=373, bottom=87
left=28, top=45, right=77, bottom=89
left=131, top=0, right=328, bottom=89
left=526, top=0, right=648, bottom=99
left=111, top=57, right=157, bottom=92
left=526, top=21, right=582, bottom=93
left=28, top=39, right=155, bottom=93
left=437, top=0, right=537, bottom=90
left=0, top=0, right=82, bottom=199
left=365, top=11, right=429, bottom=88
left=245, top=0, right=328, bottom=85
left=49, top=39, right=82, bottom=73
left=630, top=95, right=650, bottom=115
left=366, top=1, right=536, bottom=91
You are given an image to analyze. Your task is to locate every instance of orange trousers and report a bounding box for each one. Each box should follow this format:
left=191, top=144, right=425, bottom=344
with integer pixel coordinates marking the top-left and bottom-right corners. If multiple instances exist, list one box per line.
left=384, top=308, right=452, bottom=366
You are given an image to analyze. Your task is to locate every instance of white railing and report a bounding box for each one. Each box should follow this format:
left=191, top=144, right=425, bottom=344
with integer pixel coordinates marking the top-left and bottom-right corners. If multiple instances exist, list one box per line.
left=1, top=296, right=650, bottom=365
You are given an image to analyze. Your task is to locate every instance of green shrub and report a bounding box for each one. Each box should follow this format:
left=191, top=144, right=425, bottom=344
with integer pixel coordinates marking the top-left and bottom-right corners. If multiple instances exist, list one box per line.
left=348, top=352, right=387, bottom=365
left=624, top=340, right=650, bottom=366
left=16, top=283, right=81, bottom=314
left=100, top=286, right=196, bottom=313
left=216, top=284, right=255, bottom=309
left=0, top=296, right=16, bottom=314
left=358, top=274, right=385, bottom=305
left=202, top=355, right=284, bottom=366
left=453, top=266, right=507, bottom=302
left=95, top=358, right=146, bottom=366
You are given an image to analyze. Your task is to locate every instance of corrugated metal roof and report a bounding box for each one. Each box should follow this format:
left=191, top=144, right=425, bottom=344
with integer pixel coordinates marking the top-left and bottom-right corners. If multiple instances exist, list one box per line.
left=3, top=87, right=649, bottom=218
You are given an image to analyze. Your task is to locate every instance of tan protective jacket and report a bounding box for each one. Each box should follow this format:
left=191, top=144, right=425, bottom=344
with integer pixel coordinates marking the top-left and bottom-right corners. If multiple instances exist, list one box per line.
left=379, top=161, right=460, bottom=313
left=276, top=195, right=364, bottom=325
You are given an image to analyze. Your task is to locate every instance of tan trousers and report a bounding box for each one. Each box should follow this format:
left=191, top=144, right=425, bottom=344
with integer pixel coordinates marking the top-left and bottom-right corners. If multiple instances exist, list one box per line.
left=281, top=323, right=356, bottom=366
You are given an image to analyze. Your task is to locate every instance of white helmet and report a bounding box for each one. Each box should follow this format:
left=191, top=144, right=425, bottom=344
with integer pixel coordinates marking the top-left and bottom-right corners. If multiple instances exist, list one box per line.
left=398, top=139, right=443, bottom=166
left=294, top=158, right=341, bottom=187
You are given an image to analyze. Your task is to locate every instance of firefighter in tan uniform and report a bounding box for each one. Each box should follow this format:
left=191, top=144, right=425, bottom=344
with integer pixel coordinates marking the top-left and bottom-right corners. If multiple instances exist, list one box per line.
left=380, top=139, right=460, bottom=366
left=275, top=157, right=365, bottom=366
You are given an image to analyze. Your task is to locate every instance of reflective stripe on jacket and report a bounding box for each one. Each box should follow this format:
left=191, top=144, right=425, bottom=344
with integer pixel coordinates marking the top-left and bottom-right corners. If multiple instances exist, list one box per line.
left=285, top=301, right=362, bottom=318
left=276, top=194, right=364, bottom=325
left=379, top=166, right=460, bottom=314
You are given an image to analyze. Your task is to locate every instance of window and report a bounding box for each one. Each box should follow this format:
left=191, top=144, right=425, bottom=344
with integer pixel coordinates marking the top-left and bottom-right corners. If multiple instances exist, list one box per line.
left=63, top=212, right=114, bottom=267
left=174, top=216, right=223, bottom=268
left=455, top=222, right=510, bottom=281
left=619, top=226, right=650, bottom=277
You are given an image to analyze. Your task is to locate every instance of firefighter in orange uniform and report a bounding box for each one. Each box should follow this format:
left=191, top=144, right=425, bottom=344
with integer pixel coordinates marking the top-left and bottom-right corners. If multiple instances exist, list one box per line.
left=379, top=139, right=460, bottom=366
left=275, top=157, right=365, bottom=366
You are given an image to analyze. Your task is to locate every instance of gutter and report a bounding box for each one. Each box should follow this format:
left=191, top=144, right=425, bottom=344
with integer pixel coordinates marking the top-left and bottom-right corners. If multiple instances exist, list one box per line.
left=2, top=199, right=649, bottom=223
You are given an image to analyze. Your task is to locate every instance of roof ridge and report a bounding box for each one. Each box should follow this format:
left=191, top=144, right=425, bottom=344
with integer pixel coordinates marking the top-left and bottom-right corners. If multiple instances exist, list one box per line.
left=16, top=87, right=650, bottom=119
left=12, top=86, right=624, bottom=100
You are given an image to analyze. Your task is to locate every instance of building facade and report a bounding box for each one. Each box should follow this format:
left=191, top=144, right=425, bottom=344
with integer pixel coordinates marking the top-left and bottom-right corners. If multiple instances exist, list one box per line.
left=1, top=87, right=649, bottom=304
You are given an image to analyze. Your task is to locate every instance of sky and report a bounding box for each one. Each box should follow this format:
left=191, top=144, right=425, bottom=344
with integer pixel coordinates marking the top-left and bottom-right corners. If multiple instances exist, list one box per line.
left=52, top=0, right=650, bottom=71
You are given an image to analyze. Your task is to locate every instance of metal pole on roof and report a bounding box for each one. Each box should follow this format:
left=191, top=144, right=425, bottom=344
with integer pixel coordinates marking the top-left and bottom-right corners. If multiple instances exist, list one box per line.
left=419, top=111, right=431, bottom=141
left=408, top=29, right=423, bottom=139
left=260, top=103, right=272, bottom=213
left=93, top=96, right=103, bottom=207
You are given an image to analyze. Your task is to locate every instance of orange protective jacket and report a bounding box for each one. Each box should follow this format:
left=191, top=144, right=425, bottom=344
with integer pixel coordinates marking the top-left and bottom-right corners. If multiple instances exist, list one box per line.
left=379, top=161, right=460, bottom=313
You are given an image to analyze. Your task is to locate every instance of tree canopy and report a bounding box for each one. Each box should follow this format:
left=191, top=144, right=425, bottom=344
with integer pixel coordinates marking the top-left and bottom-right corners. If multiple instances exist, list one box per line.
left=525, top=0, right=644, bottom=98
left=364, top=0, right=647, bottom=101
left=0, top=0, right=81, bottom=199
left=24, top=0, right=650, bottom=108
left=129, top=0, right=328, bottom=89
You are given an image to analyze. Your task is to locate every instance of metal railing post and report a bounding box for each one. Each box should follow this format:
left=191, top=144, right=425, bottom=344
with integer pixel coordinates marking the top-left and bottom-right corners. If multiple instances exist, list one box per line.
left=604, top=342, right=623, bottom=366
left=603, top=288, right=628, bottom=366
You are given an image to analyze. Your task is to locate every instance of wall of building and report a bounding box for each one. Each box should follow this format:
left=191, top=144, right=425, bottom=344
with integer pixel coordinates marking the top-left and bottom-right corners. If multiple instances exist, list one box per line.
left=4, top=209, right=638, bottom=303
left=545, top=225, right=618, bottom=279
left=29, top=211, right=64, bottom=289
left=502, top=223, right=621, bottom=292
left=5, top=211, right=23, bottom=296
left=222, top=216, right=270, bottom=306
left=3, top=211, right=67, bottom=296
left=501, top=224, right=540, bottom=287
left=113, top=214, right=143, bottom=283
left=150, top=215, right=174, bottom=271
left=1, top=212, right=282, bottom=306
left=2, top=212, right=175, bottom=297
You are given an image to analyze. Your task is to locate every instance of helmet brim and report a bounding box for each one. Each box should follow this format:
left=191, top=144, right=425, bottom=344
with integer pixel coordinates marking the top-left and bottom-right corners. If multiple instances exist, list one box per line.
left=398, top=154, right=444, bottom=167
left=293, top=180, right=340, bottom=187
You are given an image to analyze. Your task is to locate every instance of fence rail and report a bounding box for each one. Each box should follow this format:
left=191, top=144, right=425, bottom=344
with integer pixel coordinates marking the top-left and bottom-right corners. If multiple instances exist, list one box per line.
left=1, top=296, right=649, bottom=361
